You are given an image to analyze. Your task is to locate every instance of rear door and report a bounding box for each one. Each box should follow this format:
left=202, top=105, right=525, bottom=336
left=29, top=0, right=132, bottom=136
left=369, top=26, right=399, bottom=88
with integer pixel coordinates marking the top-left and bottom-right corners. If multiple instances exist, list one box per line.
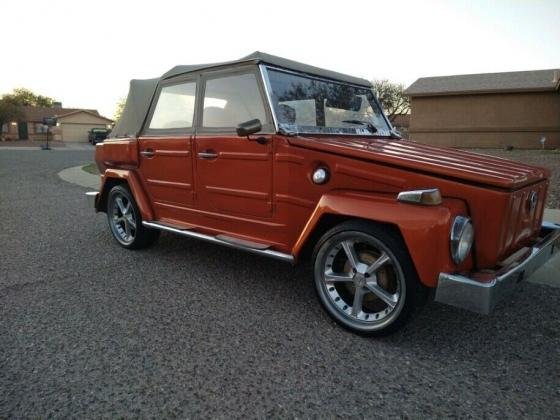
left=138, top=77, right=197, bottom=219
left=194, top=68, right=275, bottom=219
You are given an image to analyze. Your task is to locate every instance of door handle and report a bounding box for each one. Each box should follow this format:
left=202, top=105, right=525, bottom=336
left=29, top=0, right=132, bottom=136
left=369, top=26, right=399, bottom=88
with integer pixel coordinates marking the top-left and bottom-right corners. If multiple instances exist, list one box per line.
left=197, top=150, right=218, bottom=159
left=140, top=149, right=155, bottom=158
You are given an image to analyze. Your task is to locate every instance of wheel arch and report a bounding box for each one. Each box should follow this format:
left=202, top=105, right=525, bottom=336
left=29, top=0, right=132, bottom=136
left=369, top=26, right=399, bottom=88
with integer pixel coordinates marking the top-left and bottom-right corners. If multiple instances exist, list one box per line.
left=97, top=177, right=126, bottom=213
left=298, top=214, right=404, bottom=263
left=97, top=169, right=154, bottom=221
left=292, top=191, right=463, bottom=288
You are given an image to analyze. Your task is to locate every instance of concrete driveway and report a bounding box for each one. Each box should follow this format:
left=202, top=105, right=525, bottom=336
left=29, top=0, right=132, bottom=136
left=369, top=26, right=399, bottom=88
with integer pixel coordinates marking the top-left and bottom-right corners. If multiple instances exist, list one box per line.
left=1, top=149, right=559, bottom=418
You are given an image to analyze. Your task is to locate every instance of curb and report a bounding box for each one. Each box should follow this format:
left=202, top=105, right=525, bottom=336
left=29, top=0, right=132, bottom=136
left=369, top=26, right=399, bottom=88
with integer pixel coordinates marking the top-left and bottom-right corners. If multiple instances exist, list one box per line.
left=58, top=165, right=100, bottom=189
left=0, top=144, right=94, bottom=151
left=544, top=208, right=560, bottom=223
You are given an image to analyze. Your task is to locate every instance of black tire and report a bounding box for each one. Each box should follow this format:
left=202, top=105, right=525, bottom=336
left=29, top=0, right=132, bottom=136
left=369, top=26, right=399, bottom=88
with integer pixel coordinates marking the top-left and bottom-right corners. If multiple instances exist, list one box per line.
left=107, top=184, right=159, bottom=249
left=312, top=220, right=427, bottom=336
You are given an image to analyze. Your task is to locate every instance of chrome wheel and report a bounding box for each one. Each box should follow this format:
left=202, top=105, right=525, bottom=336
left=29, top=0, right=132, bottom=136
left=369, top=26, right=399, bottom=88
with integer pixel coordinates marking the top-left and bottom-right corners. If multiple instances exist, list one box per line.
left=109, top=192, right=137, bottom=245
left=316, top=232, right=406, bottom=331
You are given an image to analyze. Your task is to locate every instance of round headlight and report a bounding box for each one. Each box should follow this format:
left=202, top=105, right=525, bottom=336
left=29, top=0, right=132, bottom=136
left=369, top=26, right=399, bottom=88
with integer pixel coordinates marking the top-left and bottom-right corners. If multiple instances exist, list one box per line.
left=312, top=167, right=329, bottom=184
left=450, top=216, right=474, bottom=264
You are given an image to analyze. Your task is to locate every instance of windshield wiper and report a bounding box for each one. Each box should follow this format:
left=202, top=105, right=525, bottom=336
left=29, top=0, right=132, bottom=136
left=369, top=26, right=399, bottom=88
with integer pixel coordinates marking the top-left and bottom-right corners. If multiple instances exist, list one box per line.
left=389, top=128, right=402, bottom=140
left=278, top=126, right=297, bottom=137
left=341, top=120, right=378, bottom=134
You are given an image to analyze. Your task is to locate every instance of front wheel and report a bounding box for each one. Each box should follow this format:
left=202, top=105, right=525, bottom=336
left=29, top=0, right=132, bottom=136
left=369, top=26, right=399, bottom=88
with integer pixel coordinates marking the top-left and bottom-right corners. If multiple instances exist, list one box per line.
left=313, top=221, right=425, bottom=336
left=107, top=185, right=159, bottom=249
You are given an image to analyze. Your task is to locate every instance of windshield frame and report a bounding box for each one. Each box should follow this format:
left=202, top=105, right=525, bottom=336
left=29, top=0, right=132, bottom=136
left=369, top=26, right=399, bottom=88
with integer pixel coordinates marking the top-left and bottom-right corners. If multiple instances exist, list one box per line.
left=260, top=64, right=395, bottom=137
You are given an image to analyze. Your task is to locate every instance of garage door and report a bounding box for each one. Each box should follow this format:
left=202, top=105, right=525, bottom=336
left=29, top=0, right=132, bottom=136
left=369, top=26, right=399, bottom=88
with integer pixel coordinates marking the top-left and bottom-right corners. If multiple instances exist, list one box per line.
left=61, top=124, right=106, bottom=142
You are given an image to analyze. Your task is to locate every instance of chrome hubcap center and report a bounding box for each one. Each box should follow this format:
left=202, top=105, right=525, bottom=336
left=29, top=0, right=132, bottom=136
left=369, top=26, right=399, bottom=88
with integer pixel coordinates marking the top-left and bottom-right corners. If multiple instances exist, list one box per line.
left=354, top=273, right=367, bottom=288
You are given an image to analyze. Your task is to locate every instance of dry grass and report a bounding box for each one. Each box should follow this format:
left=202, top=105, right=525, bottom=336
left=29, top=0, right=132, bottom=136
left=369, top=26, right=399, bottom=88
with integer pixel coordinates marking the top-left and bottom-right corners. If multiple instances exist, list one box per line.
left=466, top=149, right=560, bottom=209
left=81, top=163, right=99, bottom=175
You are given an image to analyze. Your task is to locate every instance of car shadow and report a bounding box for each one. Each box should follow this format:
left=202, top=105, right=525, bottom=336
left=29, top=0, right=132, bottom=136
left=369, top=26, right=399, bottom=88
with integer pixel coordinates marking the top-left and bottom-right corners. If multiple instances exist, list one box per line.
left=383, top=282, right=559, bottom=364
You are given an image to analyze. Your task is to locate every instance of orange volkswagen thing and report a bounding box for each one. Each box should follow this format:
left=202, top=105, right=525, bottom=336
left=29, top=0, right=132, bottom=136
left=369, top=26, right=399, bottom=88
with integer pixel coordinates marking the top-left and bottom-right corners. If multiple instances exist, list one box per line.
left=88, top=52, right=560, bottom=335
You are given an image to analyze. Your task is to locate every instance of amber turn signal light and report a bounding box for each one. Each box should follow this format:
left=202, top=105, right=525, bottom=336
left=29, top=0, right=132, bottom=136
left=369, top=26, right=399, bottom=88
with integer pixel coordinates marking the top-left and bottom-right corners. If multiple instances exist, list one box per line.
left=397, top=188, right=442, bottom=206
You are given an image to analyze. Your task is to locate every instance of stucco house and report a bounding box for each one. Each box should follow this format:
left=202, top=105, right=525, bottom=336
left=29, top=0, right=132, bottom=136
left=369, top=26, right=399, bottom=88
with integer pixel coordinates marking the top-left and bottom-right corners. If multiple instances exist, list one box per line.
left=1, top=104, right=113, bottom=142
left=405, top=69, right=560, bottom=148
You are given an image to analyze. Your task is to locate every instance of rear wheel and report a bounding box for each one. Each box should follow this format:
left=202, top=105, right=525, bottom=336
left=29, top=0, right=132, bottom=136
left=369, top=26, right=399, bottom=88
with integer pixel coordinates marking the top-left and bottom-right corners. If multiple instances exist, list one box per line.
left=107, top=185, right=159, bottom=249
left=313, top=221, right=425, bottom=336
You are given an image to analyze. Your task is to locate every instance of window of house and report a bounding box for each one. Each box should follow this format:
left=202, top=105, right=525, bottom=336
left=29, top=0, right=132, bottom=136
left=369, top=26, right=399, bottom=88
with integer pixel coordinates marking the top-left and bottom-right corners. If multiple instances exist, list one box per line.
left=202, top=73, right=266, bottom=128
left=148, top=81, right=196, bottom=130
left=35, top=123, right=45, bottom=134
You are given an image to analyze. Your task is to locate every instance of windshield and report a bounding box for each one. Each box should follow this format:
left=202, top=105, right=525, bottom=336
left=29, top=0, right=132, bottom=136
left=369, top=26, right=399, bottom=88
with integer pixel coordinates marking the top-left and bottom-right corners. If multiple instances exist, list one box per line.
left=265, top=68, right=391, bottom=136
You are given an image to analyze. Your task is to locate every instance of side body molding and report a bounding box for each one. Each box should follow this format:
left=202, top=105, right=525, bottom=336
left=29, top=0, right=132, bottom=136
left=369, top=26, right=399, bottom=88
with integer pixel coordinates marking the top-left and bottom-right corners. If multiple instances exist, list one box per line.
left=292, top=191, right=466, bottom=287
left=97, top=169, right=154, bottom=221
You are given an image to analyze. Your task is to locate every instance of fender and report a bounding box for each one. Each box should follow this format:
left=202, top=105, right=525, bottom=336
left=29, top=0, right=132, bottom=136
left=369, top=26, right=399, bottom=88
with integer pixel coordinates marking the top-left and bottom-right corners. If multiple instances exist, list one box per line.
left=97, top=169, right=154, bottom=221
left=292, top=191, right=470, bottom=287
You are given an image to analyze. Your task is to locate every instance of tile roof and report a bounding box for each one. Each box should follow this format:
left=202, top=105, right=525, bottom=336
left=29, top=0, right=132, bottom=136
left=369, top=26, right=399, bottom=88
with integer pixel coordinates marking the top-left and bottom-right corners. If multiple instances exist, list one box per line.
left=405, top=69, right=560, bottom=97
left=55, top=109, right=113, bottom=122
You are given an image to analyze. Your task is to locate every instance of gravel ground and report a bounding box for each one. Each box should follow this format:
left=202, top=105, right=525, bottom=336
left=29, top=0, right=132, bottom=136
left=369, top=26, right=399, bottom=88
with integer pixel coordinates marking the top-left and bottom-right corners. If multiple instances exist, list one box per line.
left=467, top=149, right=560, bottom=209
left=1, top=150, right=559, bottom=418
left=0, top=140, right=66, bottom=148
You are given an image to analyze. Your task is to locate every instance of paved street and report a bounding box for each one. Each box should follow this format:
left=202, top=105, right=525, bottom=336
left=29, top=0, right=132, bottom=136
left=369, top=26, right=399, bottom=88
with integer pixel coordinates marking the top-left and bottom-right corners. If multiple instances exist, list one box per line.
left=1, top=149, right=559, bottom=418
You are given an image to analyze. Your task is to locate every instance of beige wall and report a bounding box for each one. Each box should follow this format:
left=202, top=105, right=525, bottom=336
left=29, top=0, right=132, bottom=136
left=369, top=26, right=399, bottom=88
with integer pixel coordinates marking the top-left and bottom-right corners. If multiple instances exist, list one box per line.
left=57, top=112, right=111, bottom=142
left=61, top=123, right=108, bottom=142
left=2, top=111, right=112, bottom=142
left=409, top=91, right=560, bottom=148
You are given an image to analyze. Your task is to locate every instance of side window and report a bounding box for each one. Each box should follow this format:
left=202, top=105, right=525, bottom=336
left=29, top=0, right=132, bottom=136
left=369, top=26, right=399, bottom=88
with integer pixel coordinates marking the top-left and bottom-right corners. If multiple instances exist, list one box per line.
left=202, top=73, right=267, bottom=128
left=149, top=81, right=196, bottom=130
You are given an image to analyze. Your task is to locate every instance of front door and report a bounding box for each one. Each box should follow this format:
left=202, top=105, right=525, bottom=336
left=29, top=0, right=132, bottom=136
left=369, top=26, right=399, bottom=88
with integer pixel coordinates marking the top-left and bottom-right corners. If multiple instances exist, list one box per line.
left=194, top=69, right=274, bottom=219
left=137, top=78, right=197, bottom=221
left=17, top=122, right=28, bottom=140
left=194, top=134, right=273, bottom=218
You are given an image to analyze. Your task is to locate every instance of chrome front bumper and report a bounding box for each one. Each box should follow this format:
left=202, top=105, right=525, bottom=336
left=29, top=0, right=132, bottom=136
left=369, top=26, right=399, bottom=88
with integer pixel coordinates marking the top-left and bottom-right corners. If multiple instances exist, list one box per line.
left=85, top=191, right=99, bottom=208
left=435, top=221, right=560, bottom=314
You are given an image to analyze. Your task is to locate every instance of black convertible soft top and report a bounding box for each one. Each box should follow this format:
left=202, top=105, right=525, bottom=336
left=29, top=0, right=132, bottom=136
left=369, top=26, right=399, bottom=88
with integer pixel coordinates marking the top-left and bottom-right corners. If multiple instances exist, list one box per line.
left=111, top=52, right=372, bottom=138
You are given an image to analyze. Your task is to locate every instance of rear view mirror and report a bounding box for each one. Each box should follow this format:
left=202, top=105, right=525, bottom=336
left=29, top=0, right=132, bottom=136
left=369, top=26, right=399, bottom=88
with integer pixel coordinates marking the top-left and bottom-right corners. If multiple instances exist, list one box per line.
left=236, top=119, right=262, bottom=137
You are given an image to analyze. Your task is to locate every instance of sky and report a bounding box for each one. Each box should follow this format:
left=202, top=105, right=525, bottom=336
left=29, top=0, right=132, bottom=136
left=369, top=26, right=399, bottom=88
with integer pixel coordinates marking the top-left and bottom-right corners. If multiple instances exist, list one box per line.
left=2, top=0, right=559, bottom=119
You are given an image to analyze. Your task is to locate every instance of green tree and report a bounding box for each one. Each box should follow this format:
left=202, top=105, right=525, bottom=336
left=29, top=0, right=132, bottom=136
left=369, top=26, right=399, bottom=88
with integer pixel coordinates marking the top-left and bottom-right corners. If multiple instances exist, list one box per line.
left=113, top=97, right=126, bottom=122
left=371, top=80, right=410, bottom=122
left=2, top=88, right=55, bottom=107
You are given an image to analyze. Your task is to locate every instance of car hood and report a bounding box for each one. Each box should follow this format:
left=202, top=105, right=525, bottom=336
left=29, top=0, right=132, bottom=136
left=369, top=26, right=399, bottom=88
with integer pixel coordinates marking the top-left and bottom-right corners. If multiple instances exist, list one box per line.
left=287, top=136, right=548, bottom=190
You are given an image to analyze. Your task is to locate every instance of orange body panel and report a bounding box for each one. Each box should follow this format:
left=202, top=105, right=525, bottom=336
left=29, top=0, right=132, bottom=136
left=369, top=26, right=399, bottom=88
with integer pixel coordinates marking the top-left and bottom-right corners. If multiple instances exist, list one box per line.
left=98, top=168, right=154, bottom=221
left=95, top=134, right=549, bottom=287
left=97, top=138, right=139, bottom=169
left=137, top=136, right=195, bottom=214
left=293, top=192, right=470, bottom=287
